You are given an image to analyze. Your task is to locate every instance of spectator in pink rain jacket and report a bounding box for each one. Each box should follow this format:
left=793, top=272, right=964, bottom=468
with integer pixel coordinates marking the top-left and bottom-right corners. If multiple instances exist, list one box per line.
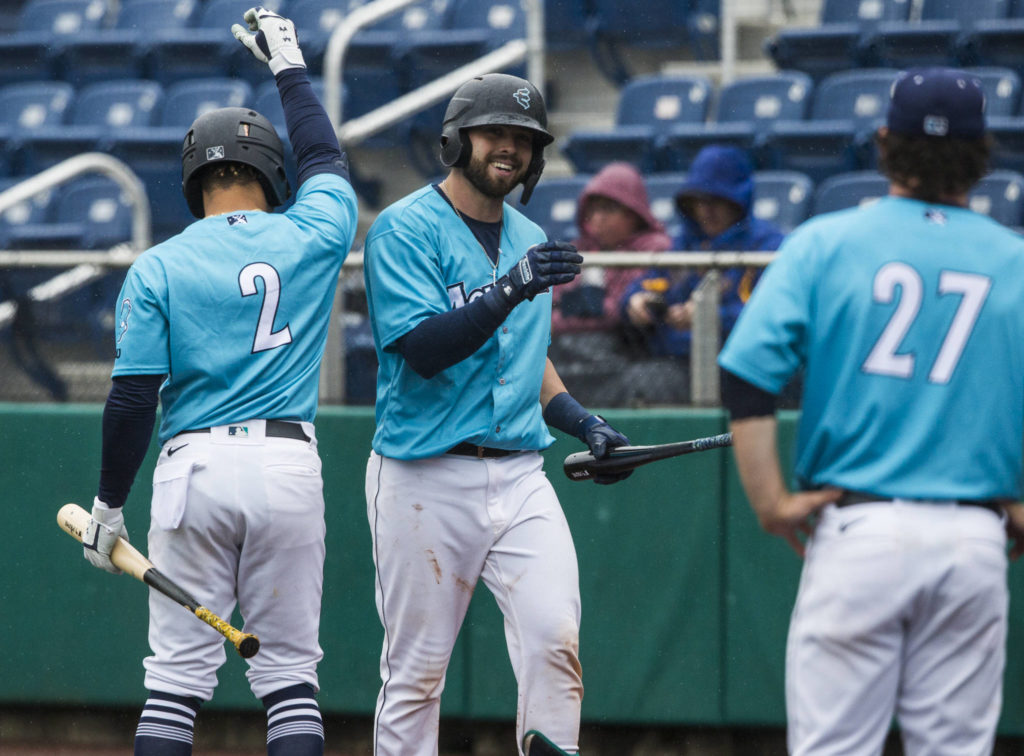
left=551, top=162, right=672, bottom=334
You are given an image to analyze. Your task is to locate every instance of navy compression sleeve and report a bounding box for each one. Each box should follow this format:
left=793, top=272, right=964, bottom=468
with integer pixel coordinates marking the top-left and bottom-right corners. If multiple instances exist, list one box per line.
left=721, top=369, right=777, bottom=420
left=275, top=67, right=349, bottom=184
left=97, top=374, right=162, bottom=508
left=396, top=284, right=517, bottom=380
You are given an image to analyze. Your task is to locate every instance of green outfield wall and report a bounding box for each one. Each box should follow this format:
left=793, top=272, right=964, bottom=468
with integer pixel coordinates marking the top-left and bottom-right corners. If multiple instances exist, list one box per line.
left=4, top=404, right=1024, bottom=733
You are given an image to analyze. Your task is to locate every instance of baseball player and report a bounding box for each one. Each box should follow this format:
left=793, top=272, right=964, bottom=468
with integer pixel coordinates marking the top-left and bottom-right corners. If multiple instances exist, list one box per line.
left=81, top=8, right=356, bottom=755
left=362, top=73, right=632, bottom=756
left=719, top=67, right=1024, bottom=755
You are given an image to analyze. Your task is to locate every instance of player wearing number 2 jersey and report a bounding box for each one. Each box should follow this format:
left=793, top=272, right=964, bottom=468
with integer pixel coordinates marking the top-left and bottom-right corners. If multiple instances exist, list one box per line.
left=719, top=67, right=1024, bottom=755
left=81, top=8, right=356, bottom=756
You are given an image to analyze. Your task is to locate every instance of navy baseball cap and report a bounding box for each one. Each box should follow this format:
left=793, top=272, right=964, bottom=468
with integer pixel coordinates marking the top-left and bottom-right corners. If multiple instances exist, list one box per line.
left=886, top=67, right=986, bottom=139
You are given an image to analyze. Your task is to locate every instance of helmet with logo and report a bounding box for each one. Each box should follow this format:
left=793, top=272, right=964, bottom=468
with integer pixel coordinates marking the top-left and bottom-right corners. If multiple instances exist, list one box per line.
left=439, top=73, right=553, bottom=204
left=181, top=107, right=291, bottom=218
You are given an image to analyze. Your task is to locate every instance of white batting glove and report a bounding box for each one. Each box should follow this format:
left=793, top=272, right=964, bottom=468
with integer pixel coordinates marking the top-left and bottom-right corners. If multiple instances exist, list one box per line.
left=231, top=6, right=306, bottom=75
left=83, top=497, right=128, bottom=575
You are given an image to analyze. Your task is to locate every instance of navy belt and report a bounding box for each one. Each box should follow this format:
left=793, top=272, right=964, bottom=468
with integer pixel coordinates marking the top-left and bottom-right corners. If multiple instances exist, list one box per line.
left=446, top=442, right=517, bottom=458
left=179, top=420, right=310, bottom=442
left=836, top=490, right=1002, bottom=515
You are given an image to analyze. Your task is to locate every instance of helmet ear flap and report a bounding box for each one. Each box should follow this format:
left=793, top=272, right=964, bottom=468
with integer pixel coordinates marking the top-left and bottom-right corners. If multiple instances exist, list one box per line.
left=440, top=127, right=471, bottom=168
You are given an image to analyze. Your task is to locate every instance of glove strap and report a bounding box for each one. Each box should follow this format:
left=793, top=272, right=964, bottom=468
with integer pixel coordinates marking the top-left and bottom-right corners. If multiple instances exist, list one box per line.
left=269, top=47, right=306, bottom=75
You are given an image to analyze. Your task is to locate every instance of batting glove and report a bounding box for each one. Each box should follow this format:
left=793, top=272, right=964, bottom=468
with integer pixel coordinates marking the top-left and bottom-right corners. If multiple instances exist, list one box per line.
left=581, top=415, right=633, bottom=485
left=231, top=6, right=306, bottom=75
left=497, top=241, right=582, bottom=305
left=83, top=497, right=128, bottom=575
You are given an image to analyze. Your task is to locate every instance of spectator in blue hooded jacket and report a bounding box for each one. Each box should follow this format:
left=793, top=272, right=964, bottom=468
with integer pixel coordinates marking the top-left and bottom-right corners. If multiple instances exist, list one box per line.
left=620, top=145, right=785, bottom=358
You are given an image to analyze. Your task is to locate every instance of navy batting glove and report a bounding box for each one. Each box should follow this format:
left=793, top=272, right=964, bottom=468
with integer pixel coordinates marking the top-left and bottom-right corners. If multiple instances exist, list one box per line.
left=499, top=241, right=583, bottom=304
left=580, top=415, right=633, bottom=485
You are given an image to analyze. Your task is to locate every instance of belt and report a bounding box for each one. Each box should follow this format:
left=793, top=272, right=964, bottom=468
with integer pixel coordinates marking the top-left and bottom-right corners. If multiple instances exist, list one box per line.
left=446, top=442, right=518, bottom=458
left=179, top=420, right=310, bottom=442
left=836, top=490, right=1003, bottom=515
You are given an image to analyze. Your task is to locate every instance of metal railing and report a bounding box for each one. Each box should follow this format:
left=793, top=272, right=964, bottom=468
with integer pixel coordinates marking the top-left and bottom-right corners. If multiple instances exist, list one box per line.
left=323, top=0, right=544, bottom=143
left=0, top=153, right=150, bottom=330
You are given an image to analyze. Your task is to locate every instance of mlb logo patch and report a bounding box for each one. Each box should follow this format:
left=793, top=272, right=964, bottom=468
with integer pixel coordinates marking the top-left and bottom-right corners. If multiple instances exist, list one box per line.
left=228, top=425, right=249, bottom=437
left=227, top=214, right=248, bottom=226
left=925, top=208, right=947, bottom=225
left=206, top=145, right=225, bottom=160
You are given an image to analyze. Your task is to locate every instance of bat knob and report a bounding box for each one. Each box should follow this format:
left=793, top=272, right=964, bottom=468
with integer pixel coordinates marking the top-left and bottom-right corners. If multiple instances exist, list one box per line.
left=238, top=635, right=261, bottom=658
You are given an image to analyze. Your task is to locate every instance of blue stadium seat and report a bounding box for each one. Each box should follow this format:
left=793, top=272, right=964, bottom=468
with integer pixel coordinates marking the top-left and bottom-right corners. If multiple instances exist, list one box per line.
left=562, top=74, right=712, bottom=175
left=752, top=170, right=814, bottom=232
left=0, top=0, right=111, bottom=85
left=968, top=169, right=1024, bottom=225
left=518, top=176, right=590, bottom=241
left=0, top=82, right=74, bottom=129
left=14, top=80, right=164, bottom=176
left=160, top=78, right=254, bottom=127
left=56, top=0, right=197, bottom=86
left=812, top=170, right=889, bottom=216
left=657, top=71, right=813, bottom=173
left=969, top=66, right=1022, bottom=116
left=0, top=178, right=58, bottom=249
left=989, top=116, right=1024, bottom=172
left=960, top=0, right=1024, bottom=77
left=143, top=0, right=285, bottom=85
left=589, top=0, right=710, bottom=49
left=761, top=69, right=899, bottom=184
left=766, top=0, right=910, bottom=80
left=861, top=0, right=1009, bottom=69
left=543, top=0, right=591, bottom=51
left=5, top=176, right=133, bottom=250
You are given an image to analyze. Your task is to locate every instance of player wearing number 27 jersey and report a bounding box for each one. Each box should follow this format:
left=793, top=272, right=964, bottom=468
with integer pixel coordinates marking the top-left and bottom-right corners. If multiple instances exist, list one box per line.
left=719, top=67, right=1024, bottom=755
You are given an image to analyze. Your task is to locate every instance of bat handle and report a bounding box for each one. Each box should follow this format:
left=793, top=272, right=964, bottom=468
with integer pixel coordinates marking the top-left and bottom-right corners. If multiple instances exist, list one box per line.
left=194, top=607, right=261, bottom=659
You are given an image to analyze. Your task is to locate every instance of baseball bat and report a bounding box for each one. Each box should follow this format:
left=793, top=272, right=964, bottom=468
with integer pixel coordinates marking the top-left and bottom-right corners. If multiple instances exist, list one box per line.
left=57, top=503, right=260, bottom=659
left=563, top=432, right=733, bottom=481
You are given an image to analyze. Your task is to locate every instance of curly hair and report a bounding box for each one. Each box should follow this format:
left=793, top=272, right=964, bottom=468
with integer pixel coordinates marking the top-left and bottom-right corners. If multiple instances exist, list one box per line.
left=876, top=130, right=992, bottom=203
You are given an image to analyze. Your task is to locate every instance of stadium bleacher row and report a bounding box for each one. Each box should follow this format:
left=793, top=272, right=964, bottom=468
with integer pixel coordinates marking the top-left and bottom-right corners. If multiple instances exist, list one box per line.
left=522, top=168, right=1024, bottom=242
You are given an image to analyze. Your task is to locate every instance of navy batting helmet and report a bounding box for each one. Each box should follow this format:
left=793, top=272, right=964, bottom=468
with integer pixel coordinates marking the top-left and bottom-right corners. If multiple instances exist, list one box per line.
left=439, top=73, right=553, bottom=204
left=181, top=107, right=291, bottom=218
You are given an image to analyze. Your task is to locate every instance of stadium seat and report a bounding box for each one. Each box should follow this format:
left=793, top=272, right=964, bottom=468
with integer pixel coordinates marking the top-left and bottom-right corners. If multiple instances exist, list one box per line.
left=0, top=81, right=74, bottom=129
left=761, top=69, right=899, bottom=184
left=143, top=0, right=285, bottom=86
left=518, top=176, right=590, bottom=241
left=160, top=78, right=254, bottom=127
left=5, top=176, right=133, bottom=250
left=0, top=0, right=111, bottom=85
left=14, top=79, right=164, bottom=176
left=969, top=66, right=1021, bottom=117
left=812, top=170, right=889, bottom=216
left=960, top=1, right=1024, bottom=76
left=752, top=170, right=814, bottom=232
left=968, top=169, right=1024, bottom=225
left=765, top=0, right=910, bottom=80
left=562, top=74, right=712, bottom=175
left=56, top=0, right=197, bottom=86
left=589, top=0, right=707, bottom=48
left=861, top=0, right=1009, bottom=70
left=989, top=116, right=1024, bottom=173
left=657, top=71, right=813, bottom=173
left=543, top=0, right=591, bottom=51
left=0, top=178, right=58, bottom=249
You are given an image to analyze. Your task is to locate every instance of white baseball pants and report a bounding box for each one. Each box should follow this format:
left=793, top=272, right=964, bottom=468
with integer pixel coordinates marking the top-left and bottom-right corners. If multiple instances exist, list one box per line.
left=144, top=420, right=326, bottom=701
left=366, top=451, right=583, bottom=756
left=787, top=500, right=1008, bottom=756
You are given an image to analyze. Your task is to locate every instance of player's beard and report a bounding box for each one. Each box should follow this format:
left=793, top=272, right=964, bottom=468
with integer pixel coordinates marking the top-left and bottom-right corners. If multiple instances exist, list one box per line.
left=463, top=153, right=527, bottom=199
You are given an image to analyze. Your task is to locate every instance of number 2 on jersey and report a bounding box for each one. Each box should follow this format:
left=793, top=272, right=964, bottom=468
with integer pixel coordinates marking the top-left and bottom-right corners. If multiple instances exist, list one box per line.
left=862, top=262, right=991, bottom=384
left=239, top=262, right=293, bottom=353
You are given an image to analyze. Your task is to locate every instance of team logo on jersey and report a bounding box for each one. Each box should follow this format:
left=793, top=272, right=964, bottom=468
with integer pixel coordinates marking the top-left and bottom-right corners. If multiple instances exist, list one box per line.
left=925, top=208, right=948, bottom=225
left=513, top=87, right=531, bottom=110
left=227, top=214, right=248, bottom=225
left=448, top=280, right=496, bottom=309
left=116, top=297, right=132, bottom=345
left=206, top=145, right=225, bottom=160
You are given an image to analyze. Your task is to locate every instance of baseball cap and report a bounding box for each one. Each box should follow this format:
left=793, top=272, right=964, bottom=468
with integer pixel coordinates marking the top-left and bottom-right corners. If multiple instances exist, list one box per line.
left=886, top=67, right=986, bottom=139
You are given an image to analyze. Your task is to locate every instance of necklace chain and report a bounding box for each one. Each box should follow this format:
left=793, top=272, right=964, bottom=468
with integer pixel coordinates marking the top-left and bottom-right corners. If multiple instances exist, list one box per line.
left=443, top=182, right=502, bottom=285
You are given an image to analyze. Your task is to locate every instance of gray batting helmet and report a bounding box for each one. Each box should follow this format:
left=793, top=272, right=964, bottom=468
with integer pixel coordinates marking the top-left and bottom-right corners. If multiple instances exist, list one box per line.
left=439, top=73, right=553, bottom=204
left=181, top=107, right=291, bottom=218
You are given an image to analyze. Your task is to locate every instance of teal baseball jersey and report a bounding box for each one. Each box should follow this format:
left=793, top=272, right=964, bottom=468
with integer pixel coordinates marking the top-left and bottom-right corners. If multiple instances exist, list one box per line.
left=720, top=195, right=1024, bottom=499
left=113, top=173, right=358, bottom=444
left=364, top=185, right=555, bottom=459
